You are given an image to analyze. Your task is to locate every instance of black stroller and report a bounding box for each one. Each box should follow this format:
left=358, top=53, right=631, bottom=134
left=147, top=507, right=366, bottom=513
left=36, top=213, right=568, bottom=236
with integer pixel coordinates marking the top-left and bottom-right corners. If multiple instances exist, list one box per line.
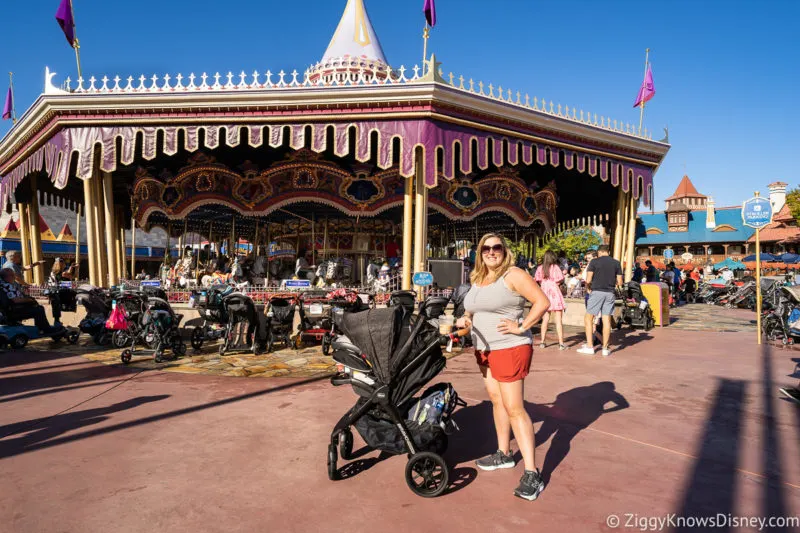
left=120, top=297, right=186, bottom=364
left=264, top=296, right=296, bottom=353
left=190, top=285, right=264, bottom=356
left=328, top=297, right=466, bottom=498
left=75, top=284, right=113, bottom=345
left=618, top=281, right=655, bottom=330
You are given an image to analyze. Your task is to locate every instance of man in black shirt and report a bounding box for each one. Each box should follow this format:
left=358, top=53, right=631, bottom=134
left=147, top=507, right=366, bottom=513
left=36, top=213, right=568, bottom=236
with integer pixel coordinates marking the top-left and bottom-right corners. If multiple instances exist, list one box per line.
left=578, top=246, right=622, bottom=357
left=644, top=260, right=659, bottom=283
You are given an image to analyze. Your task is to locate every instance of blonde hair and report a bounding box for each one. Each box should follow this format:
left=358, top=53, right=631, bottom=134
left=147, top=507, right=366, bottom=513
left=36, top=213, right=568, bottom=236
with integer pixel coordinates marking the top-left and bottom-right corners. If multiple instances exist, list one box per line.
left=470, top=233, right=515, bottom=285
left=51, top=258, right=63, bottom=275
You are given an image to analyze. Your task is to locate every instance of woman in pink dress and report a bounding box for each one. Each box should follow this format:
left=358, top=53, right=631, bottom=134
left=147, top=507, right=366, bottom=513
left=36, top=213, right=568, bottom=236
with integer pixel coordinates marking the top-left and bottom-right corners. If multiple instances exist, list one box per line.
left=534, top=250, right=566, bottom=350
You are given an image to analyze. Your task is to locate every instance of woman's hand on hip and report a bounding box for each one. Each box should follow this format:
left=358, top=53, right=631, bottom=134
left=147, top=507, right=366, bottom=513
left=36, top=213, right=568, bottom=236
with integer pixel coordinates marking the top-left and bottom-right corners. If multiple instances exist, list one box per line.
left=497, top=318, right=522, bottom=335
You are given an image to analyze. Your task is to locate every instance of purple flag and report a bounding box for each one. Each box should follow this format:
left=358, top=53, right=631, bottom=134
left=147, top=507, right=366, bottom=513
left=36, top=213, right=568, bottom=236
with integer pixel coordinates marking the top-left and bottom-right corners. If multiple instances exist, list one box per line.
left=55, top=0, right=76, bottom=47
left=424, top=0, right=437, bottom=27
left=1, top=87, right=11, bottom=120
left=633, top=64, right=656, bottom=108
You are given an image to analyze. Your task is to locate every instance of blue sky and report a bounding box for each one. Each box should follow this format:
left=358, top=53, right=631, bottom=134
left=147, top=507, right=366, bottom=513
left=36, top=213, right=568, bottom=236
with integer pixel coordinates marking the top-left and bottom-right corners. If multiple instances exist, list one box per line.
left=2, top=0, right=797, bottom=209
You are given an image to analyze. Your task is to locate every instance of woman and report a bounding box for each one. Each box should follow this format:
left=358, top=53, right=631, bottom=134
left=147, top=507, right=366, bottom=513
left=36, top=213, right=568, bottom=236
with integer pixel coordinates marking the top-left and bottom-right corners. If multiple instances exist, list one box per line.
left=457, top=233, right=550, bottom=501
left=535, top=250, right=567, bottom=350
left=48, top=258, right=75, bottom=326
left=48, top=257, right=75, bottom=285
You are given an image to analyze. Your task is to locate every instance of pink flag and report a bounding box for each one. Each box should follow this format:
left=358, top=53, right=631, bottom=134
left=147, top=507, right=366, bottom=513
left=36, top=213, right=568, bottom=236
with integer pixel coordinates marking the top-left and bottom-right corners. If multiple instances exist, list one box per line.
left=2, top=87, right=11, bottom=120
left=424, top=0, right=436, bottom=27
left=633, top=64, right=655, bottom=108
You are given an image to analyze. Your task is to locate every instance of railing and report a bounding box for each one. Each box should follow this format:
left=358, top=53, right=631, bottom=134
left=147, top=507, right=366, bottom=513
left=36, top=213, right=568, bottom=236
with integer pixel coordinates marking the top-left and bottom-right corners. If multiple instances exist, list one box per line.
left=54, top=58, right=654, bottom=140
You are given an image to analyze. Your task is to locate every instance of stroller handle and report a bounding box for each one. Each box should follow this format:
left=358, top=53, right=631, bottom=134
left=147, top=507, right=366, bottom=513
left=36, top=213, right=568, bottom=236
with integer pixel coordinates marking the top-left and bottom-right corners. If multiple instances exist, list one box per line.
left=440, top=327, right=471, bottom=344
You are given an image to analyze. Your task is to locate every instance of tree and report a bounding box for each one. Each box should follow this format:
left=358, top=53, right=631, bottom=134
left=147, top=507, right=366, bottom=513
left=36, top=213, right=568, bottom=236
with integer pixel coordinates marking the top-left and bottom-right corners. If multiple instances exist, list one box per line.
left=786, top=187, right=800, bottom=225
left=535, top=227, right=602, bottom=261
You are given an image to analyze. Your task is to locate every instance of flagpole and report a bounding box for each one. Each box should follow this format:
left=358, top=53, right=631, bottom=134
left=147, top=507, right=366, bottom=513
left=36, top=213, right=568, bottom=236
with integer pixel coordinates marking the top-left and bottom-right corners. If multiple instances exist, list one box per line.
left=638, top=48, right=650, bottom=135
left=422, top=23, right=430, bottom=74
left=70, top=0, right=83, bottom=80
left=8, top=72, right=16, bottom=125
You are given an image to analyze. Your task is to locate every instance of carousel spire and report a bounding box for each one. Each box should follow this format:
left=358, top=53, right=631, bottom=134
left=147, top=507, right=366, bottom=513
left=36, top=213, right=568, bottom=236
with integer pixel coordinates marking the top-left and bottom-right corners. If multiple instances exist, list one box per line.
left=322, top=0, right=388, bottom=65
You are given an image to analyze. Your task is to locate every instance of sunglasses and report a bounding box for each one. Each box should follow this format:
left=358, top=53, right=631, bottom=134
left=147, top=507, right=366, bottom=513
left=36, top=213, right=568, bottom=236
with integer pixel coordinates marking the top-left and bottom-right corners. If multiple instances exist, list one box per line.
left=481, top=244, right=505, bottom=254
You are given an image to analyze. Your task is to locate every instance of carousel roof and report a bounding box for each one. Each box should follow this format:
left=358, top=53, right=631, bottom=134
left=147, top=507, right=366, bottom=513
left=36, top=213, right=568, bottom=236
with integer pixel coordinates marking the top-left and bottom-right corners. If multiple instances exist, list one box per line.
left=0, top=2, right=670, bottom=212
left=322, top=0, right=388, bottom=66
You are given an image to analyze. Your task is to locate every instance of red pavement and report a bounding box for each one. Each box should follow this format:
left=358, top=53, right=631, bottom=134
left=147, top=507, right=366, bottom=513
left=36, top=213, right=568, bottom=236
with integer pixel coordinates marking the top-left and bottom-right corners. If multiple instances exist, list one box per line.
left=1, top=324, right=799, bottom=533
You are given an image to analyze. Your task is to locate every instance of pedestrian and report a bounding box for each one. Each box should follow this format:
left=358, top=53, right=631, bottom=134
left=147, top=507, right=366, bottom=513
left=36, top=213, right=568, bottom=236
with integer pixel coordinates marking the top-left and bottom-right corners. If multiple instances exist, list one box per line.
left=577, top=245, right=622, bottom=357
left=2, top=250, right=45, bottom=286
left=644, top=260, right=659, bottom=282
left=457, top=233, right=550, bottom=501
left=632, top=262, right=644, bottom=283
left=535, top=250, right=567, bottom=350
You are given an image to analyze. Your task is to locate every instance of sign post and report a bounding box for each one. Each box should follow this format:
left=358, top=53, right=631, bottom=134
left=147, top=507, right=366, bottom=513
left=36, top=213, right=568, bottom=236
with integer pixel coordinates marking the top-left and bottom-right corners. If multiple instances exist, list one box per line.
left=742, top=192, right=774, bottom=345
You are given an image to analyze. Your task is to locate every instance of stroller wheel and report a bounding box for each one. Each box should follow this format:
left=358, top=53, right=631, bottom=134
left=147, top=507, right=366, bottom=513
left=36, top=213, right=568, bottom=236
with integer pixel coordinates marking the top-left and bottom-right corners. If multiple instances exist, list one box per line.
left=405, top=452, right=449, bottom=498
left=327, top=444, right=339, bottom=481
left=191, top=327, right=205, bottom=351
left=112, top=330, right=130, bottom=349
left=265, top=331, right=274, bottom=353
left=121, top=349, right=132, bottom=364
left=173, top=342, right=187, bottom=358
left=338, top=429, right=353, bottom=460
left=322, top=333, right=332, bottom=356
left=155, top=351, right=164, bottom=363
left=67, top=331, right=80, bottom=344
left=93, top=331, right=111, bottom=346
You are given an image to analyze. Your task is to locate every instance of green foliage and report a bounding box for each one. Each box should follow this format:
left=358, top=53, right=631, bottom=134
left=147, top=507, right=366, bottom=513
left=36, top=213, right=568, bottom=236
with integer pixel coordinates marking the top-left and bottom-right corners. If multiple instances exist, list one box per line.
left=535, top=227, right=602, bottom=261
left=786, top=187, right=800, bottom=225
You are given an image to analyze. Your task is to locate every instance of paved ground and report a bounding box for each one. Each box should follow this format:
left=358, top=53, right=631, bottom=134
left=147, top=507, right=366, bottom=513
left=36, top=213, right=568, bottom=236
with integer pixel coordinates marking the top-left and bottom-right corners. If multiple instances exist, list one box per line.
left=2, top=307, right=799, bottom=532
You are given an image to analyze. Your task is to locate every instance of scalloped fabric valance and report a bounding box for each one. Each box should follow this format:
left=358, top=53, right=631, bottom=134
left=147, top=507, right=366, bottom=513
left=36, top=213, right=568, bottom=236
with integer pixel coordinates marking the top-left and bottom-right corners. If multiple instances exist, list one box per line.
left=0, top=119, right=654, bottom=207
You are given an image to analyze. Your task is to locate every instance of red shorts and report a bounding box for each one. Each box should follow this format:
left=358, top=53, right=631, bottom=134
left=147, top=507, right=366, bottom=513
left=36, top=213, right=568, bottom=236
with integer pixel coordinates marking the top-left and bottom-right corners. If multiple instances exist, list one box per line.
left=474, top=344, right=532, bottom=383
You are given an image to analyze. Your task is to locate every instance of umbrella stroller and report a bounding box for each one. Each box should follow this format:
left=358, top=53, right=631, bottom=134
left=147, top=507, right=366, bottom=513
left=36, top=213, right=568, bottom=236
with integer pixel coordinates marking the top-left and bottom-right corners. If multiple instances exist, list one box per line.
left=327, top=298, right=467, bottom=498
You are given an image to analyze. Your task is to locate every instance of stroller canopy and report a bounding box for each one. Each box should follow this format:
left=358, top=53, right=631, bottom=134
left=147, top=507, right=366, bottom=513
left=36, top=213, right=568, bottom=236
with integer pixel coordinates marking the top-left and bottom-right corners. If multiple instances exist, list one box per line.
left=339, top=307, right=403, bottom=384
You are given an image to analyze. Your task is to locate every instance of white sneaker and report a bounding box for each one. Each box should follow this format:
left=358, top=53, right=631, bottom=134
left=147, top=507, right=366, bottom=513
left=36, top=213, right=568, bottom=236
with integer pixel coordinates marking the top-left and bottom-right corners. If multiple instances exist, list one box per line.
left=601, top=348, right=611, bottom=357
left=577, top=345, right=595, bottom=355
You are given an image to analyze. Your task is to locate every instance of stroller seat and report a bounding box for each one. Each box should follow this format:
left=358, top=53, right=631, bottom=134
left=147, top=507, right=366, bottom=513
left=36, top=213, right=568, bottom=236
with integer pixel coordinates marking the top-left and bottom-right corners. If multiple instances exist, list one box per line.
left=332, top=336, right=371, bottom=373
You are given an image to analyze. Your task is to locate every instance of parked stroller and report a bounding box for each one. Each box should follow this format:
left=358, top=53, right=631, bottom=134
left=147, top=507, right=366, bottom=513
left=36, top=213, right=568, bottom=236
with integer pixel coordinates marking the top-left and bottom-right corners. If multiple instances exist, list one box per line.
left=120, top=297, right=186, bottom=364
left=327, top=297, right=467, bottom=498
left=75, top=284, right=114, bottom=345
left=190, top=285, right=264, bottom=356
left=617, top=281, right=655, bottom=330
left=295, top=291, right=335, bottom=349
left=264, top=296, right=296, bottom=353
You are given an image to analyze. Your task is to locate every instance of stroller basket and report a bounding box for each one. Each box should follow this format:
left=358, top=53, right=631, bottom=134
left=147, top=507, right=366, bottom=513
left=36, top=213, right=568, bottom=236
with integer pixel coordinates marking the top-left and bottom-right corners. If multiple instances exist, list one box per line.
left=354, top=413, right=447, bottom=456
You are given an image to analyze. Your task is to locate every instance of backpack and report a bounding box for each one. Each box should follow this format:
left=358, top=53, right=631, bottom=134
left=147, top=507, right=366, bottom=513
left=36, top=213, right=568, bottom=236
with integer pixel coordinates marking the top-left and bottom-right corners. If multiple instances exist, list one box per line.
left=406, top=383, right=467, bottom=434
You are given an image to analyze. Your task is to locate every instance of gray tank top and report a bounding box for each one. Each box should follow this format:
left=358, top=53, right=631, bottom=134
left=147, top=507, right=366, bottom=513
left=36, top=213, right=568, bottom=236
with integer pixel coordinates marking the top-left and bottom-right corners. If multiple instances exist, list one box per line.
left=463, top=272, right=532, bottom=351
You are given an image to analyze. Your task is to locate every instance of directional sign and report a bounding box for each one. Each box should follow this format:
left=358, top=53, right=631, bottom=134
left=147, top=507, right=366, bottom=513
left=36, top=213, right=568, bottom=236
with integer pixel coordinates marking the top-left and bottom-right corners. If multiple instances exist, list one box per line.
left=283, top=279, right=312, bottom=288
left=413, top=271, right=434, bottom=287
left=742, top=196, right=773, bottom=229
left=663, top=249, right=674, bottom=261
left=59, top=281, right=73, bottom=288
left=141, top=280, right=162, bottom=287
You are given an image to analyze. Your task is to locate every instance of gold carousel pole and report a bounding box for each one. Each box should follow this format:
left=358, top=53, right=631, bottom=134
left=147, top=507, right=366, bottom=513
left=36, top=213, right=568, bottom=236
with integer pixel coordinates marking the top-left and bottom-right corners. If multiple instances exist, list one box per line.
left=402, top=172, right=414, bottom=291
left=130, top=216, right=136, bottom=280
left=75, top=206, right=81, bottom=281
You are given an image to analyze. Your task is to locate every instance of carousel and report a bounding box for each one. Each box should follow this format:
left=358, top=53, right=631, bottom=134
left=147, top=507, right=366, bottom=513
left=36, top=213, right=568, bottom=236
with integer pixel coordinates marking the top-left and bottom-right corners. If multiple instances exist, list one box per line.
left=0, top=0, right=670, bottom=291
